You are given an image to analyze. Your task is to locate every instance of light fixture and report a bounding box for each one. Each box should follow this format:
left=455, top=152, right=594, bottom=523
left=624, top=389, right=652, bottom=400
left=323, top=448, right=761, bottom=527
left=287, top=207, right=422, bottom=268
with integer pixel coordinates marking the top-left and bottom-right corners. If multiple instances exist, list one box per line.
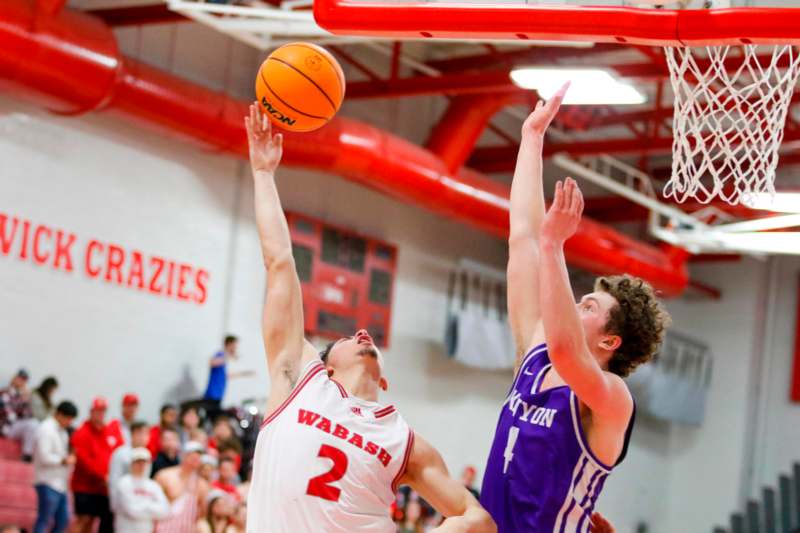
left=509, top=67, right=646, bottom=105
left=742, top=192, right=800, bottom=213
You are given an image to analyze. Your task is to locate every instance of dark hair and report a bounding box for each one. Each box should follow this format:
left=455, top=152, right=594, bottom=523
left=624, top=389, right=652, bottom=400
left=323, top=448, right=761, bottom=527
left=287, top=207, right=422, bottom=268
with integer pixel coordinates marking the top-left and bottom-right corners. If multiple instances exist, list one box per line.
left=161, top=427, right=179, bottom=438
left=319, top=341, right=336, bottom=364
left=224, top=335, right=238, bottom=347
left=180, top=405, right=198, bottom=422
left=595, top=275, right=672, bottom=378
left=36, top=377, right=59, bottom=409
left=130, top=421, right=149, bottom=433
left=55, top=401, right=78, bottom=418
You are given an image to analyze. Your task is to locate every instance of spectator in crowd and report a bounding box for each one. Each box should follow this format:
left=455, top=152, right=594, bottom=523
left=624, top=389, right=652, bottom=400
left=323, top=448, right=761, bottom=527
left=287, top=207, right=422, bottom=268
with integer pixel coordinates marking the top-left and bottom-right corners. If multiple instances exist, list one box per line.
left=398, top=500, right=424, bottom=533
left=0, top=368, right=38, bottom=461
left=195, top=491, right=233, bottom=533
left=31, top=377, right=58, bottom=422
left=202, top=336, right=253, bottom=418
left=147, top=404, right=178, bottom=459
left=199, top=455, right=218, bottom=484
left=208, top=419, right=242, bottom=472
left=211, top=458, right=239, bottom=501
left=190, top=429, right=209, bottom=448
left=178, top=406, right=200, bottom=447
left=227, top=503, right=246, bottom=533
left=461, top=465, right=480, bottom=500
left=109, top=394, right=139, bottom=445
left=109, top=421, right=151, bottom=505
left=151, top=428, right=181, bottom=478
left=70, top=397, right=123, bottom=533
left=154, top=441, right=210, bottom=533
left=0, top=526, right=21, bottom=533
left=113, top=448, right=170, bottom=533
left=32, top=400, right=77, bottom=533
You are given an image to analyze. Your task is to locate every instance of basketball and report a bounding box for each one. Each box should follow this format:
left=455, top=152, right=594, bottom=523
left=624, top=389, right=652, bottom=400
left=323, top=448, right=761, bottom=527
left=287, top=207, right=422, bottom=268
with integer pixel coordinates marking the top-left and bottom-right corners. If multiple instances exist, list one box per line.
left=255, top=42, right=345, bottom=133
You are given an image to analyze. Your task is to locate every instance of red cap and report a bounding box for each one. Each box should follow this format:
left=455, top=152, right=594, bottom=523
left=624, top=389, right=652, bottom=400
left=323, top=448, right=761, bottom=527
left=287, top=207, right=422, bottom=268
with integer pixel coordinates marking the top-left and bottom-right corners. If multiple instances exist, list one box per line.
left=91, top=397, right=108, bottom=411
left=122, top=394, right=139, bottom=406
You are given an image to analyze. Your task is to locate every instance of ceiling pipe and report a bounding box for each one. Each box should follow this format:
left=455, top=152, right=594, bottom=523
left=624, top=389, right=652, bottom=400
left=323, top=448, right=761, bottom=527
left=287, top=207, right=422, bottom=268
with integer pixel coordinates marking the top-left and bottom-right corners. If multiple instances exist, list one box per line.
left=0, top=0, right=689, bottom=296
left=425, top=93, right=526, bottom=173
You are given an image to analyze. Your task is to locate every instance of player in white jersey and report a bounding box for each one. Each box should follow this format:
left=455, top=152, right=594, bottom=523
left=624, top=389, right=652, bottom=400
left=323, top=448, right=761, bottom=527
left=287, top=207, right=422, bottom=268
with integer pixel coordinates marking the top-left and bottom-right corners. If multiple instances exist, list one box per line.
left=243, top=103, right=496, bottom=533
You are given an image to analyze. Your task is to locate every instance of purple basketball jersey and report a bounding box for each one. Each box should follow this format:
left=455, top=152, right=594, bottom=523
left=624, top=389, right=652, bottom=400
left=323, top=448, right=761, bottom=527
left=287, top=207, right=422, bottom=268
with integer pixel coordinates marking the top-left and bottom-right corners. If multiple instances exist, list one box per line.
left=480, top=344, right=634, bottom=533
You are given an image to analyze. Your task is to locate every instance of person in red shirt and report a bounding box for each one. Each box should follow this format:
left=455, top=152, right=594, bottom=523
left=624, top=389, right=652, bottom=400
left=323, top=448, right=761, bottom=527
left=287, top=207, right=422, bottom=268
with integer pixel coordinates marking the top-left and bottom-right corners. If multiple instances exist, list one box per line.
left=146, top=403, right=177, bottom=459
left=107, top=393, right=139, bottom=445
left=70, top=397, right=123, bottom=533
left=211, top=457, right=240, bottom=502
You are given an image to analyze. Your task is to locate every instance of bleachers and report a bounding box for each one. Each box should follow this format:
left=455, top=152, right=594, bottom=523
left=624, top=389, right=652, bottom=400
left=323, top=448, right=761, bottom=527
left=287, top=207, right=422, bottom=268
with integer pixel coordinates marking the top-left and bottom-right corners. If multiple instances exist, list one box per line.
left=0, top=438, right=35, bottom=532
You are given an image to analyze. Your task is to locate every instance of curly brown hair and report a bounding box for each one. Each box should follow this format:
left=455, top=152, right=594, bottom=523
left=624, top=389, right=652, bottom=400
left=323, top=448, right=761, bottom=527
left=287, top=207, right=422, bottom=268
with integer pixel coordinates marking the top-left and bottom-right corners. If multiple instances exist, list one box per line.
left=594, top=274, right=671, bottom=377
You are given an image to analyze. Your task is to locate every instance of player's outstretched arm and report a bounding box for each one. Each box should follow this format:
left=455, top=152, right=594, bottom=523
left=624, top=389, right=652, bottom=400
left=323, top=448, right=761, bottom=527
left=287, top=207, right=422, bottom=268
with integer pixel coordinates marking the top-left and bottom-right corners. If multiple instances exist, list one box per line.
left=399, top=435, right=496, bottom=533
left=245, top=103, right=308, bottom=406
left=538, top=178, right=632, bottom=419
left=507, top=82, right=569, bottom=374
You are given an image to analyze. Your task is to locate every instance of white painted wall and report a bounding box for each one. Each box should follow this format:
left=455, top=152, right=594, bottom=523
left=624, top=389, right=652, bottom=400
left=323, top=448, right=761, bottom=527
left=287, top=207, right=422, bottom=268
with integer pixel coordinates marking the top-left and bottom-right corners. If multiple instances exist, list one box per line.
left=4, top=18, right=800, bottom=533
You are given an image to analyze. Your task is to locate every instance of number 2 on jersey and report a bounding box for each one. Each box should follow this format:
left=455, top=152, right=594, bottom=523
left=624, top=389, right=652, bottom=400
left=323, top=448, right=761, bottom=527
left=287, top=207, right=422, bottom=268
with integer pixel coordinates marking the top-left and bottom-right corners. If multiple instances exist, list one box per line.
left=306, top=444, right=348, bottom=502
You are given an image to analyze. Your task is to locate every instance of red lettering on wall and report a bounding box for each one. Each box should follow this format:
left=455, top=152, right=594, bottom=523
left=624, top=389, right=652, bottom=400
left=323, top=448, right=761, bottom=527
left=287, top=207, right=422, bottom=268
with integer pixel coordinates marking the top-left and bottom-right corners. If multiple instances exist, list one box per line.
left=33, top=226, right=52, bottom=265
left=19, top=220, right=31, bottom=260
left=149, top=257, right=165, bottom=294
left=85, top=240, right=103, bottom=277
left=165, top=261, right=176, bottom=297
left=0, top=215, right=19, bottom=255
left=127, top=251, right=145, bottom=290
left=2, top=211, right=209, bottom=305
left=177, top=264, right=193, bottom=301
left=195, top=269, right=209, bottom=304
left=106, top=244, right=125, bottom=284
left=53, top=231, right=75, bottom=272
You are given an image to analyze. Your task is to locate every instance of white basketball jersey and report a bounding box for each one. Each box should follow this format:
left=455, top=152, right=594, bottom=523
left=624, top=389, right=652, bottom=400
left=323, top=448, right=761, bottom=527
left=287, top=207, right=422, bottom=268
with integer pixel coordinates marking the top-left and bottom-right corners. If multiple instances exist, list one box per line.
left=247, top=360, right=414, bottom=533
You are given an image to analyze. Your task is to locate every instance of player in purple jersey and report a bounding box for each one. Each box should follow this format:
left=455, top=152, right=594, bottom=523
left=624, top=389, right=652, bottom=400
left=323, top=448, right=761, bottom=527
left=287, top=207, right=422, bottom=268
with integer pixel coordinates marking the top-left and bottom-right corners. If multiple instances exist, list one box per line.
left=480, top=83, right=671, bottom=533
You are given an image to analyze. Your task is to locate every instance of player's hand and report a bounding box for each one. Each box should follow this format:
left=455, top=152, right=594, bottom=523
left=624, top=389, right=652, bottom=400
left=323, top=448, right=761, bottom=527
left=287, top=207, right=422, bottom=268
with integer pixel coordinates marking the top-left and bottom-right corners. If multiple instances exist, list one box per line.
left=245, top=102, right=283, bottom=174
left=521, top=81, right=569, bottom=138
left=589, top=512, right=616, bottom=533
left=541, top=177, right=583, bottom=246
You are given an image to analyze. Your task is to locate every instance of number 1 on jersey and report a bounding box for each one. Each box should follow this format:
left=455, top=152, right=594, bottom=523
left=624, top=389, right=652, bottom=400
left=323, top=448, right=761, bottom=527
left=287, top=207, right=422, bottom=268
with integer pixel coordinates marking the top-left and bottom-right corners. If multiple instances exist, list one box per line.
left=306, top=444, right=348, bottom=502
left=503, top=426, right=519, bottom=474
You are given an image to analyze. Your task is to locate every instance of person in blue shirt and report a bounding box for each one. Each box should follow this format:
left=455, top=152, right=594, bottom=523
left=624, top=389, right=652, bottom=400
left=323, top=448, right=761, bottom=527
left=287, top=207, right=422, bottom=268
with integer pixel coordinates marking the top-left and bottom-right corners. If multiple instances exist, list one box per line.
left=203, top=336, right=253, bottom=414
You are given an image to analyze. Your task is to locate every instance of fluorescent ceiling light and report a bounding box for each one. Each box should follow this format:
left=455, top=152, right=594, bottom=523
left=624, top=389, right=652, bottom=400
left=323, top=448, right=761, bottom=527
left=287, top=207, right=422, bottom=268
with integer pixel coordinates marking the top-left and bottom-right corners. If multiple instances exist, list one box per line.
left=509, top=67, right=646, bottom=105
left=742, top=192, right=800, bottom=213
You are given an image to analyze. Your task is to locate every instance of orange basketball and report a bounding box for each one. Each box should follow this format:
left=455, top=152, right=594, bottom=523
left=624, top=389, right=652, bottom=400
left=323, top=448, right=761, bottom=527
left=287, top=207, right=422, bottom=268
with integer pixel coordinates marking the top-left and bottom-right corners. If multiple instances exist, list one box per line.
left=255, top=42, right=345, bottom=133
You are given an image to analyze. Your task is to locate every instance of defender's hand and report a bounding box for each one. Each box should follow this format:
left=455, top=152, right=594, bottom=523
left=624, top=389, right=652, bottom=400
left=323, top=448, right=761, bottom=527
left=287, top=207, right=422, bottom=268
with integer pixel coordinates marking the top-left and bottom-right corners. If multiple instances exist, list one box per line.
left=521, top=81, right=569, bottom=138
left=541, top=177, right=584, bottom=246
left=245, top=102, right=283, bottom=174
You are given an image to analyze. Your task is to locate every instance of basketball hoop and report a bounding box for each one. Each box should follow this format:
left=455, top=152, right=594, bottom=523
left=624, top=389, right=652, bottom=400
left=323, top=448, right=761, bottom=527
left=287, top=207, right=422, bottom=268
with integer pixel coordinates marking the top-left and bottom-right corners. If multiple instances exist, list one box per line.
left=664, top=45, right=800, bottom=205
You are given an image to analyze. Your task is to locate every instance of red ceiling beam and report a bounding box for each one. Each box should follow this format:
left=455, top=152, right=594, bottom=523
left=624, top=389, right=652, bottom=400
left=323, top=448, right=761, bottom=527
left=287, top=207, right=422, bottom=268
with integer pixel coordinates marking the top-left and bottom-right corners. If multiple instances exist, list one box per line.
left=346, top=69, right=523, bottom=99
left=470, top=128, right=800, bottom=173
left=425, top=43, right=625, bottom=73
left=582, top=195, right=768, bottom=223
left=469, top=137, right=674, bottom=172
left=84, top=3, right=188, bottom=26
left=426, top=93, right=520, bottom=172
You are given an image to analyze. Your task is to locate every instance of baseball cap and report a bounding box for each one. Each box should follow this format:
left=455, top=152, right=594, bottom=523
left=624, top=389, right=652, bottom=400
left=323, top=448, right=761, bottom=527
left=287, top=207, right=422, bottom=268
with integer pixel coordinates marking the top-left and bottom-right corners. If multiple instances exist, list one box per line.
left=91, top=397, right=108, bottom=411
left=183, top=441, right=205, bottom=455
left=131, top=447, right=151, bottom=463
left=16, top=368, right=29, bottom=380
left=122, top=394, right=139, bottom=406
left=201, top=454, right=218, bottom=467
left=205, top=489, right=232, bottom=506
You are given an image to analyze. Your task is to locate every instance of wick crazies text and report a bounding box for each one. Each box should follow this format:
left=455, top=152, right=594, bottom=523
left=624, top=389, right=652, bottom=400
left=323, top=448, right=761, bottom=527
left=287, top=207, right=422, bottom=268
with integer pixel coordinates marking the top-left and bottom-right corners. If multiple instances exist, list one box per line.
left=0, top=212, right=209, bottom=305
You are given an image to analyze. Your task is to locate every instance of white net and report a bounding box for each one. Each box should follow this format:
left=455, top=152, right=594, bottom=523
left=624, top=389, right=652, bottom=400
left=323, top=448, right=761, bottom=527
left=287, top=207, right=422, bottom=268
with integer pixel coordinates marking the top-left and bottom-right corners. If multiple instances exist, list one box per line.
left=664, top=45, right=800, bottom=205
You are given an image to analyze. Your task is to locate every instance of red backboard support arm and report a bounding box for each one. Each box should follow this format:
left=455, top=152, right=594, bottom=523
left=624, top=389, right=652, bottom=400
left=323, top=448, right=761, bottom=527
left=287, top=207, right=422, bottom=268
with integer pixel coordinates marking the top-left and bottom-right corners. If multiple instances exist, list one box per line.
left=314, top=2, right=800, bottom=46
